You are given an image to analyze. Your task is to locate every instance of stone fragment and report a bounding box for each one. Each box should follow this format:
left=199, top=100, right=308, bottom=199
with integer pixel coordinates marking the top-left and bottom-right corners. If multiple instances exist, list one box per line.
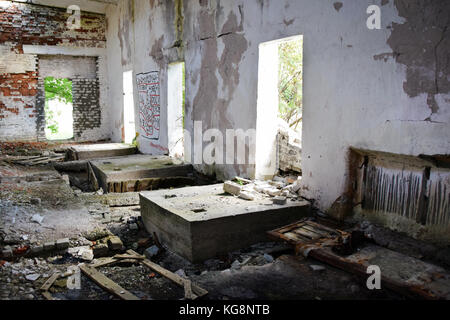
left=309, top=265, right=326, bottom=272
left=62, top=175, right=70, bottom=185
left=144, top=245, right=160, bottom=259
left=83, top=229, right=111, bottom=241
left=175, top=269, right=186, bottom=278
left=80, top=248, right=94, bottom=261
left=291, top=178, right=302, bottom=193
left=31, top=214, right=44, bottom=224
left=264, top=188, right=281, bottom=197
left=30, top=245, right=43, bottom=255
left=2, top=246, right=13, bottom=258
left=231, top=260, right=241, bottom=270
left=107, top=236, right=123, bottom=251
left=263, top=253, right=274, bottom=263
left=56, top=238, right=70, bottom=250
left=272, top=196, right=287, bottom=205
left=43, top=241, right=55, bottom=251
left=238, top=191, right=254, bottom=201
left=223, top=181, right=242, bottom=196
left=25, top=274, right=40, bottom=281
left=129, top=223, right=138, bottom=231
left=92, top=244, right=109, bottom=257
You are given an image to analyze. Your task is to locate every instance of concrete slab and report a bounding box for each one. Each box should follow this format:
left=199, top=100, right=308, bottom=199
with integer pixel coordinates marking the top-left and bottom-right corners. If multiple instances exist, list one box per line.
left=90, top=154, right=194, bottom=193
left=140, top=184, right=311, bottom=262
left=67, top=143, right=136, bottom=160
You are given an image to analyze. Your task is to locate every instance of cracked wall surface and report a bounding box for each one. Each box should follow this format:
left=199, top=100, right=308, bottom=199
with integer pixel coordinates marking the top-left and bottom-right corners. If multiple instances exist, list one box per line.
left=106, top=0, right=450, bottom=212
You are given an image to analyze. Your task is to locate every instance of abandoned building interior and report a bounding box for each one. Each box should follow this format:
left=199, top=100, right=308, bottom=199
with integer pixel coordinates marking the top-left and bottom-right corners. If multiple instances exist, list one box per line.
left=0, top=0, right=449, bottom=302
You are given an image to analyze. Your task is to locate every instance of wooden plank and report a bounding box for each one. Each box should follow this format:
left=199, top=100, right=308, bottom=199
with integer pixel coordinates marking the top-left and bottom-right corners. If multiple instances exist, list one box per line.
left=87, top=162, right=99, bottom=191
left=301, top=224, right=333, bottom=238
left=304, top=220, right=340, bottom=235
left=80, top=264, right=139, bottom=300
left=90, top=257, right=119, bottom=268
left=127, top=250, right=208, bottom=298
left=269, top=219, right=308, bottom=235
left=183, top=279, right=194, bottom=300
left=284, top=231, right=309, bottom=242
left=40, top=272, right=60, bottom=292
left=114, top=254, right=144, bottom=260
left=293, top=227, right=322, bottom=240
left=41, top=291, right=55, bottom=300
left=276, top=223, right=305, bottom=235
left=91, top=257, right=140, bottom=268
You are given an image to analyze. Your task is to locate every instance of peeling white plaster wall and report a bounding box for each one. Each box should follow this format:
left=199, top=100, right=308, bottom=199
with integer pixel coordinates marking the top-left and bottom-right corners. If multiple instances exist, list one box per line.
left=105, top=0, right=450, bottom=212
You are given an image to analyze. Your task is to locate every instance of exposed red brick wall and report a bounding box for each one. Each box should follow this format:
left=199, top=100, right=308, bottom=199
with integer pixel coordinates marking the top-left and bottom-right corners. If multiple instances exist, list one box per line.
left=0, top=1, right=106, bottom=141
left=0, top=2, right=106, bottom=48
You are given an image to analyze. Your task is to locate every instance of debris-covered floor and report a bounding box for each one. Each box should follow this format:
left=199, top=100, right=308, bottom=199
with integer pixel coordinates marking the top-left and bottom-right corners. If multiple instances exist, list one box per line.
left=1, top=146, right=450, bottom=300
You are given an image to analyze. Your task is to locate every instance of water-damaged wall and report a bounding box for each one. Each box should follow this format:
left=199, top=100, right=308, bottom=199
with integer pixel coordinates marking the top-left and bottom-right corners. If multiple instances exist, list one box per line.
left=105, top=0, right=450, bottom=213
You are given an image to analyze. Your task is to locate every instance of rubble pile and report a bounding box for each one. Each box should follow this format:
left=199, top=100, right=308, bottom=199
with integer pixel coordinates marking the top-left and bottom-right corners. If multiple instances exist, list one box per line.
left=223, top=175, right=303, bottom=204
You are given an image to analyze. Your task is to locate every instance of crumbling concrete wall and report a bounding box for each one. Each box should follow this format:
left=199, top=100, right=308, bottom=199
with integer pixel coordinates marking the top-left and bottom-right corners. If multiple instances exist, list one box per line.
left=277, top=130, right=302, bottom=174
left=0, top=0, right=109, bottom=142
left=106, top=0, right=450, bottom=213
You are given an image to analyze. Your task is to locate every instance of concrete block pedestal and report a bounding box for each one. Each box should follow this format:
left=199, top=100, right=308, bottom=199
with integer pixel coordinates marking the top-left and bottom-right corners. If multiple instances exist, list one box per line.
left=140, top=184, right=310, bottom=262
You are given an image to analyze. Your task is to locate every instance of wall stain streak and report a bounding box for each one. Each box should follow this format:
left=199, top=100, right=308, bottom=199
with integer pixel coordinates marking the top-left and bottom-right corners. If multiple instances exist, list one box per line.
left=362, top=162, right=450, bottom=227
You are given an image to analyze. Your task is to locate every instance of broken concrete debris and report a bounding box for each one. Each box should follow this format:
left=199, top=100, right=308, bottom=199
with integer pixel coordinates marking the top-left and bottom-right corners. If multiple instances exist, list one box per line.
left=92, top=244, right=109, bottom=257
left=223, top=175, right=303, bottom=203
left=30, top=214, right=44, bottom=225
left=144, top=245, right=160, bottom=260
left=223, top=180, right=242, bottom=196
left=309, top=265, right=326, bottom=272
left=55, top=238, right=70, bottom=250
left=273, top=196, right=287, bottom=205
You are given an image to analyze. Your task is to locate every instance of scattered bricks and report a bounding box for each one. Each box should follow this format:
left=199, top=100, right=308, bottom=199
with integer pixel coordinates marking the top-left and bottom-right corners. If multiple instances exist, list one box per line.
left=92, top=243, right=108, bottom=257
left=13, top=246, right=29, bottom=256
left=107, top=236, right=123, bottom=251
left=272, top=196, right=287, bottom=205
left=56, top=238, right=70, bottom=250
left=43, top=241, right=55, bottom=252
left=2, top=246, right=13, bottom=259
left=223, top=181, right=242, bottom=196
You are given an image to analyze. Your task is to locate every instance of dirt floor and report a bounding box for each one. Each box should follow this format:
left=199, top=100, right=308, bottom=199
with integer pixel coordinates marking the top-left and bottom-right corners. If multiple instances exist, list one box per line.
left=0, top=154, right=447, bottom=300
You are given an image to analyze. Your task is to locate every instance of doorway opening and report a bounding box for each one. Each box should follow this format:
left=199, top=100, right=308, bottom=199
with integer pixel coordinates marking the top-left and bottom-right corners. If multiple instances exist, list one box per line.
left=44, top=76, right=74, bottom=140
left=255, top=35, right=303, bottom=179
left=167, top=61, right=186, bottom=160
left=123, top=70, right=136, bottom=144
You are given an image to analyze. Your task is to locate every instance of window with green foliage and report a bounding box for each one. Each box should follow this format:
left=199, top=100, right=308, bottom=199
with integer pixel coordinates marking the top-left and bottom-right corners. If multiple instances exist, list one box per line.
left=44, top=77, right=74, bottom=140
left=278, top=38, right=303, bottom=131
